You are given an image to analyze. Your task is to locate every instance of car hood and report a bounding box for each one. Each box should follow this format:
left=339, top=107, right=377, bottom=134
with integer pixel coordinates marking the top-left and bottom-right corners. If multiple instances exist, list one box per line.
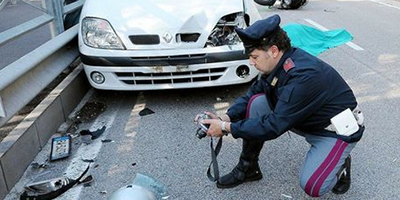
left=81, top=0, right=245, bottom=49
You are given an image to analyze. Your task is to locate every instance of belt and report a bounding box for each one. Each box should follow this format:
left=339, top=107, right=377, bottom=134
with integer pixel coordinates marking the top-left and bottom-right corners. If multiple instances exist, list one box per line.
left=324, top=105, right=364, bottom=132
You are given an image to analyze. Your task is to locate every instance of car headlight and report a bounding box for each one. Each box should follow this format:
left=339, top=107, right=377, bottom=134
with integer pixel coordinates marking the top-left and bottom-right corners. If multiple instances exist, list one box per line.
left=206, top=12, right=246, bottom=47
left=81, top=17, right=125, bottom=50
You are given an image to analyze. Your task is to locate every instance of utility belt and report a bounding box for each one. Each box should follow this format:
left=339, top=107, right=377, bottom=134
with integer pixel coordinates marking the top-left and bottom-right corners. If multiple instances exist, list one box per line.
left=324, top=105, right=364, bottom=136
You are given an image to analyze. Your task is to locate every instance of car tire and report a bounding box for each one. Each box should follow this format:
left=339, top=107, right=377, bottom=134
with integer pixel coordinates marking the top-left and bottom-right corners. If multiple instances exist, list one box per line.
left=280, top=0, right=308, bottom=9
left=254, top=0, right=277, bottom=6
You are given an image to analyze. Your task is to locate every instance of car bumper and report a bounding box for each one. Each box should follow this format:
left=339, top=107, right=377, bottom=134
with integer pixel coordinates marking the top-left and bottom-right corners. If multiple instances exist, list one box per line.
left=80, top=47, right=258, bottom=90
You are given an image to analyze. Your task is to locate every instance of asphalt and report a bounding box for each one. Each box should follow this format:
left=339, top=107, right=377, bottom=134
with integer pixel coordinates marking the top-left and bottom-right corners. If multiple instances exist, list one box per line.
left=3, top=0, right=400, bottom=199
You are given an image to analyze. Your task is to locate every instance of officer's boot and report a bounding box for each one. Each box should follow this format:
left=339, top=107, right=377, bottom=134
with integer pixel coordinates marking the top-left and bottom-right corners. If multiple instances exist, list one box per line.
left=332, top=155, right=351, bottom=194
left=216, top=140, right=264, bottom=188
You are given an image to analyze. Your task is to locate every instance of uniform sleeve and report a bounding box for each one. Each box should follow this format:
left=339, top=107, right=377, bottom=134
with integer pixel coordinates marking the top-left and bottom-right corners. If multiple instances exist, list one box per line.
left=227, top=79, right=265, bottom=122
left=230, top=69, right=329, bottom=141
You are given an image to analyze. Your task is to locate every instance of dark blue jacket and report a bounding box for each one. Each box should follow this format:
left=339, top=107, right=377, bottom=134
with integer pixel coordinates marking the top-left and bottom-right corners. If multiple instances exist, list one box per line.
left=228, top=48, right=364, bottom=143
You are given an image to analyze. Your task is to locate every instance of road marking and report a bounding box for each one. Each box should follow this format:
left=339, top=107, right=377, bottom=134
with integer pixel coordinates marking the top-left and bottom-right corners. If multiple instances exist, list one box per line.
left=369, top=0, right=400, bottom=10
left=59, top=92, right=146, bottom=200
left=43, top=88, right=119, bottom=200
left=304, top=19, right=365, bottom=51
left=59, top=108, right=118, bottom=200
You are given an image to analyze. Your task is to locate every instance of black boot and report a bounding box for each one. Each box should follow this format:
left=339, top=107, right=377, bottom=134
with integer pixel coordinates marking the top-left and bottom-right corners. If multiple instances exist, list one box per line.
left=332, top=155, right=351, bottom=194
left=216, top=140, right=264, bottom=189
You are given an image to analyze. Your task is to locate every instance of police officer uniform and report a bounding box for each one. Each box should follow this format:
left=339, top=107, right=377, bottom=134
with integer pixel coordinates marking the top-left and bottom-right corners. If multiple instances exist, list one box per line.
left=218, top=15, right=364, bottom=197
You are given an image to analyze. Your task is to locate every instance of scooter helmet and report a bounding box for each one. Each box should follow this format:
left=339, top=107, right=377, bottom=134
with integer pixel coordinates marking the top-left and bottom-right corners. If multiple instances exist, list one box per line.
left=108, top=185, right=157, bottom=200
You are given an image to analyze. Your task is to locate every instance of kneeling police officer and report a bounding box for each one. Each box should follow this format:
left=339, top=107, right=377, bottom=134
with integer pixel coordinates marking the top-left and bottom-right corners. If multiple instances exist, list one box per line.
left=197, top=14, right=365, bottom=197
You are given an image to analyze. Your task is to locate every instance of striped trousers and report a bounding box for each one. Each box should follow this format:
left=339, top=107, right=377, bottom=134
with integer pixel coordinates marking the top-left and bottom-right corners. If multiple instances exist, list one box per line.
left=247, top=94, right=357, bottom=197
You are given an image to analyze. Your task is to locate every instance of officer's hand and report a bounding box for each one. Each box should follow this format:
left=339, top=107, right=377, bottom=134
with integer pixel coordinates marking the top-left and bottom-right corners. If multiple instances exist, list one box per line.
left=203, top=111, right=220, bottom=119
left=202, top=119, right=224, bottom=138
left=194, top=111, right=218, bottom=123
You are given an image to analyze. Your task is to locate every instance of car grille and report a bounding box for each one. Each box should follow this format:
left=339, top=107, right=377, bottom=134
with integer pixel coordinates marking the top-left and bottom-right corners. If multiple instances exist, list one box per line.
left=115, top=67, right=226, bottom=85
left=176, top=33, right=200, bottom=43
left=129, top=35, right=160, bottom=45
left=130, top=54, right=207, bottom=66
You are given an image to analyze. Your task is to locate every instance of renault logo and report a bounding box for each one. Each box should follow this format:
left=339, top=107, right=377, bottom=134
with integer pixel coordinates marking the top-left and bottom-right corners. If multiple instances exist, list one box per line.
left=163, top=32, right=173, bottom=43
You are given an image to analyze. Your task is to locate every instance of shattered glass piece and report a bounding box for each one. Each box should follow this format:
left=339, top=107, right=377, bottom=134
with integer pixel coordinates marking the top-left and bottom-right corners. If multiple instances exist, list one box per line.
left=139, top=108, right=155, bottom=116
left=80, top=134, right=92, bottom=144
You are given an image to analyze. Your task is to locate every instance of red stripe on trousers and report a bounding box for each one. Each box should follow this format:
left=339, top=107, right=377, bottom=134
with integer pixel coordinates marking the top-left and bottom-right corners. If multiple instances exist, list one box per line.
left=304, top=139, right=345, bottom=197
left=312, top=141, right=348, bottom=197
left=246, top=93, right=265, bottom=118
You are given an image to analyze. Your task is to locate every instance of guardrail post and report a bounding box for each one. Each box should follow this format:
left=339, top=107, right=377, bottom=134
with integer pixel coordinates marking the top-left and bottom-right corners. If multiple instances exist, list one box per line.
left=43, top=0, right=64, bottom=37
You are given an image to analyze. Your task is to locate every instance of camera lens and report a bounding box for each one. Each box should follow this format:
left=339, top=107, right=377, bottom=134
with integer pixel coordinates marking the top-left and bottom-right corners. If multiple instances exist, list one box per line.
left=196, top=129, right=207, bottom=139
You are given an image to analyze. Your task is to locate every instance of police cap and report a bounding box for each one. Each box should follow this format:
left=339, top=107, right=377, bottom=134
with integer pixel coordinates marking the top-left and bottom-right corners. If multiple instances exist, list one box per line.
left=235, top=14, right=281, bottom=54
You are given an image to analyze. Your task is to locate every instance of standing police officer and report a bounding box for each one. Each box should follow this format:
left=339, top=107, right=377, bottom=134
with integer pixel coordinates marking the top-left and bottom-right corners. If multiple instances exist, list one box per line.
left=198, top=14, right=365, bottom=197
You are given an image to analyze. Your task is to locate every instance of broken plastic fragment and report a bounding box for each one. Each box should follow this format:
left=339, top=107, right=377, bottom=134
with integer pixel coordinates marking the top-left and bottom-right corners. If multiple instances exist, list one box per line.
left=79, top=175, right=94, bottom=187
left=139, top=108, right=155, bottom=116
left=82, top=158, right=95, bottom=163
left=31, top=162, right=48, bottom=170
left=24, top=177, right=71, bottom=195
left=20, top=165, right=90, bottom=200
left=80, top=125, right=106, bottom=140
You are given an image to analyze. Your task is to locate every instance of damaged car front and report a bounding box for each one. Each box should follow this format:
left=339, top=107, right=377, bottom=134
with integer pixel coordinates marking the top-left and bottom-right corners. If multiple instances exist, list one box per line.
left=78, top=0, right=261, bottom=90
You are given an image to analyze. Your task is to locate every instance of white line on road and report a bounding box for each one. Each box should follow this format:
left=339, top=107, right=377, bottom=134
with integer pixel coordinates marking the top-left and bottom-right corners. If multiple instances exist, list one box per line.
left=369, top=0, right=400, bottom=10
left=59, top=92, right=147, bottom=200
left=304, top=19, right=365, bottom=51
left=60, top=113, right=118, bottom=200
left=57, top=91, right=120, bottom=200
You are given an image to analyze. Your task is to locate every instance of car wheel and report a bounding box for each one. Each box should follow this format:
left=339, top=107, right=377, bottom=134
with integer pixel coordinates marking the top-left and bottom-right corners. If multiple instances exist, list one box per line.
left=281, top=0, right=307, bottom=9
left=254, top=0, right=277, bottom=6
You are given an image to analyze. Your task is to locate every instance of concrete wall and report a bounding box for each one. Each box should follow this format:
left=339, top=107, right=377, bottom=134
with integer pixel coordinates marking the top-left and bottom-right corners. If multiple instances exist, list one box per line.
left=0, top=65, right=89, bottom=199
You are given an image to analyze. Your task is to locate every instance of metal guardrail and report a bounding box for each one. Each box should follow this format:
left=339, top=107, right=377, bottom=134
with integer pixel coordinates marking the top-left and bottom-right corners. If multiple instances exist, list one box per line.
left=0, top=0, right=85, bottom=127
left=0, top=0, right=17, bottom=12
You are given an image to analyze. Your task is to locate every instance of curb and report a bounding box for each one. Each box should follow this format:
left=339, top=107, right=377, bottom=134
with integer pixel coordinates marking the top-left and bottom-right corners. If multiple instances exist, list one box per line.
left=0, top=64, right=90, bottom=199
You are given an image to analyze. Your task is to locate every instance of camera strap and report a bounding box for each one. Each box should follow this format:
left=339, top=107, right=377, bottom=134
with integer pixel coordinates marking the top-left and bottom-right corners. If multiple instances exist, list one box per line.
left=207, top=137, right=223, bottom=182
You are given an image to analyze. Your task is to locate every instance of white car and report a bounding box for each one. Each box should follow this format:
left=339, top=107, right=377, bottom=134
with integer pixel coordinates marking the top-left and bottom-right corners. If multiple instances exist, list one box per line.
left=78, top=0, right=261, bottom=90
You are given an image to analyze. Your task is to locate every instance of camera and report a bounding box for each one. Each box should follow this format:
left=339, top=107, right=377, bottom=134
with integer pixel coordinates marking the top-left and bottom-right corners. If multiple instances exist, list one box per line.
left=196, top=114, right=210, bottom=139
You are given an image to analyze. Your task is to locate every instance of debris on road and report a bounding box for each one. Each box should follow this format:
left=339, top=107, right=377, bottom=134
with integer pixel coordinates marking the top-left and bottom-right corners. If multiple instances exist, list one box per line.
left=50, top=135, right=72, bottom=161
left=79, top=175, right=94, bottom=187
left=76, top=101, right=107, bottom=122
left=281, top=193, right=293, bottom=199
left=101, top=139, right=114, bottom=143
left=31, top=162, right=48, bottom=170
left=20, top=165, right=90, bottom=200
left=82, top=158, right=95, bottom=163
left=139, top=108, right=155, bottom=116
left=80, top=125, right=106, bottom=141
